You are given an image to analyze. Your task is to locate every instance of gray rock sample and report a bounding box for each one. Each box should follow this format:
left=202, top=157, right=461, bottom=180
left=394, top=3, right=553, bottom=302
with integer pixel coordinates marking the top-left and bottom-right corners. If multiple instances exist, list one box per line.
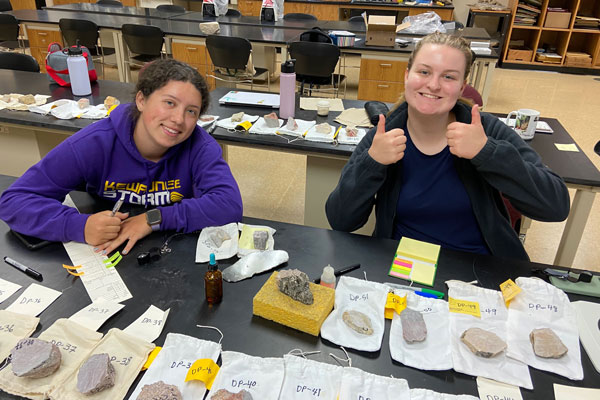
left=530, top=328, right=568, bottom=359
left=342, top=310, right=374, bottom=336
left=263, top=112, right=280, bottom=128
left=461, top=327, right=507, bottom=358
left=137, top=381, right=183, bottom=400
left=210, top=389, right=254, bottom=400
left=276, top=269, right=314, bottom=305
left=210, top=229, right=230, bottom=248
left=253, top=230, right=268, bottom=250
left=231, top=112, right=244, bottom=123
left=76, top=353, right=116, bottom=395
left=10, top=338, right=61, bottom=378
left=400, top=308, right=427, bottom=343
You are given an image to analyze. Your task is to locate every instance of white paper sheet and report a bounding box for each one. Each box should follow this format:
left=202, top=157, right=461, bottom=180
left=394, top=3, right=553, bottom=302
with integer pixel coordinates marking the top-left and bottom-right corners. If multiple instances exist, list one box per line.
left=5, top=283, right=61, bottom=316
left=62, top=195, right=132, bottom=303
left=123, top=305, right=170, bottom=343
left=0, top=278, right=21, bottom=304
left=554, top=384, right=600, bottom=400
left=477, top=377, right=522, bottom=400
left=68, top=297, right=125, bottom=331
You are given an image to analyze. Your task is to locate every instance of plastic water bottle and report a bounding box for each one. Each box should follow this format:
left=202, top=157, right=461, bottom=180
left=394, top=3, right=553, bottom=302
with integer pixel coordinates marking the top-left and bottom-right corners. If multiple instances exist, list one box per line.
left=67, top=40, right=91, bottom=96
left=279, top=59, right=296, bottom=119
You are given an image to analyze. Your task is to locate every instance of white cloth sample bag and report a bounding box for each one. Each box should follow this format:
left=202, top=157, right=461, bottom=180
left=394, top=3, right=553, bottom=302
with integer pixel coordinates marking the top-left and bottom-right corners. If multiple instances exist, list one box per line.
left=320, top=276, right=388, bottom=352
left=278, top=355, right=343, bottom=399
left=338, top=367, right=411, bottom=400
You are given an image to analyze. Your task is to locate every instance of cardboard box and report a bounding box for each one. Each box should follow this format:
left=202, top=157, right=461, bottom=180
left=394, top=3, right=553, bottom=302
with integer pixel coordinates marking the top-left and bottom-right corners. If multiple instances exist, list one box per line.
left=365, top=15, right=396, bottom=47
left=565, top=52, right=592, bottom=67
left=507, top=47, right=533, bottom=62
left=544, top=11, right=572, bottom=28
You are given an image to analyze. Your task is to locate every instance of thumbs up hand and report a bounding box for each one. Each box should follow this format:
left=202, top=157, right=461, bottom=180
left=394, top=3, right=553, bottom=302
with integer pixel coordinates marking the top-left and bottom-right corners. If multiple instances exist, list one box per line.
left=368, top=114, right=407, bottom=165
left=446, top=105, right=488, bottom=159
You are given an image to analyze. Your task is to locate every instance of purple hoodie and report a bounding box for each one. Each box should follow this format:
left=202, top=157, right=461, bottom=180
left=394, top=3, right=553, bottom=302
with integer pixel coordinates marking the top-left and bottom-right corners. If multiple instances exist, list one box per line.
left=0, top=104, right=243, bottom=243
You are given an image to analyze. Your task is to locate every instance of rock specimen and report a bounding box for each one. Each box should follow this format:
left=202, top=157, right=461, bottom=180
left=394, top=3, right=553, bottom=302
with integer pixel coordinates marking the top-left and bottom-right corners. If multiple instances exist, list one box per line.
left=103, top=96, right=118, bottom=109
left=1, top=94, right=11, bottom=103
left=285, top=117, right=298, bottom=131
left=276, top=269, right=314, bottom=305
left=210, top=229, right=230, bottom=248
left=461, top=327, right=506, bottom=358
left=19, top=94, right=36, bottom=105
left=530, top=328, right=568, bottom=358
left=400, top=308, right=427, bottom=343
left=231, top=112, right=244, bottom=123
left=77, top=98, right=90, bottom=109
left=76, top=353, right=115, bottom=395
left=253, top=230, right=268, bottom=250
left=137, top=381, right=183, bottom=400
left=345, top=126, right=358, bottom=137
left=11, top=338, right=61, bottom=378
left=342, top=310, right=374, bottom=336
left=263, top=112, right=280, bottom=128
left=210, top=389, right=253, bottom=400
left=315, top=123, right=331, bottom=134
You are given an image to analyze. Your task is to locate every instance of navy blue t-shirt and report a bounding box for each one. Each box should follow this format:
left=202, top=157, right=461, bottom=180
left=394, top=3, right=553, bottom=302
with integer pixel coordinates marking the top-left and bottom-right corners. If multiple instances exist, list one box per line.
left=392, top=127, right=490, bottom=255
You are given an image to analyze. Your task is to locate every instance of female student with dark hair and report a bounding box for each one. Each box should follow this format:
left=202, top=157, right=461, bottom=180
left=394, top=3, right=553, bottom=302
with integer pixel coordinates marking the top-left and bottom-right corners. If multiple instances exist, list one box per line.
left=0, top=59, right=243, bottom=255
left=326, top=33, right=569, bottom=261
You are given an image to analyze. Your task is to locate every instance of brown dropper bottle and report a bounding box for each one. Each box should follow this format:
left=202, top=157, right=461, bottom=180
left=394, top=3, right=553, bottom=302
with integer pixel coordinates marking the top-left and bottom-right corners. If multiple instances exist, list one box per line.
left=205, top=253, right=223, bottom=304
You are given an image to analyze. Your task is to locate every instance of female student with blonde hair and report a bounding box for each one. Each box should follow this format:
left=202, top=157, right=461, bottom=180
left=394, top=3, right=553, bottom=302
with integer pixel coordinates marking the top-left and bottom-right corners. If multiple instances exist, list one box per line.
left=326, top=33, right=569, bottom=260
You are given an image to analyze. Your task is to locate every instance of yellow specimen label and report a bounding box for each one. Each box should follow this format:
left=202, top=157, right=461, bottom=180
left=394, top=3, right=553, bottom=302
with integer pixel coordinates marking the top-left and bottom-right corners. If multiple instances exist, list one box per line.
left=142, top=346, right=162, bottom=371
left=500, top=279, right=522, bottom=307
left=385, top=292, right=407, bottom=319
left=185, top=359, right=220, bottom=389
left=448, top=297, right=481, bottom=318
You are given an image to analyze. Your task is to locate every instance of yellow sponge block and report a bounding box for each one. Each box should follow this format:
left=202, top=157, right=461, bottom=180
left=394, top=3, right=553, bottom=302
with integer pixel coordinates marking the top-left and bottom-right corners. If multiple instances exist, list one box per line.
left=253, top=271, right=335, bottom=336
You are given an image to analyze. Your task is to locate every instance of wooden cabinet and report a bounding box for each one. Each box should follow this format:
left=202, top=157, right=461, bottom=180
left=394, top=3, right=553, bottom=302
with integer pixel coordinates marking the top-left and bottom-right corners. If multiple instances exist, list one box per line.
left=407, top=7, right=453, bottom=20
left=9, top=0, right=37, bottom=10
left=285, top=2, right=340, bottom=21
left=238, top=0, right=262, bottom=17
left=357, top=57, right=407, bottom=102
left=25, top=25, right=63, bottom=73
left=503, top=0, right=600, bottom=70
left=172, top=40, right=216, bottom=90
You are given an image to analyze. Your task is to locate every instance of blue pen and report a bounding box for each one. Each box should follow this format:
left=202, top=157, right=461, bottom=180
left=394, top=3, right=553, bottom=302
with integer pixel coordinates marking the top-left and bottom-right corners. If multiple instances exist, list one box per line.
left=414, top=291, right=438, bottom=299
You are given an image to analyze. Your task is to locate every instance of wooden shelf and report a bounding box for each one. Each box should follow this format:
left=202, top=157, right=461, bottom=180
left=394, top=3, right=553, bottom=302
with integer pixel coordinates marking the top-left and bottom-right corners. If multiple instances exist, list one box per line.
left=503, top=0, right=600, bottom=71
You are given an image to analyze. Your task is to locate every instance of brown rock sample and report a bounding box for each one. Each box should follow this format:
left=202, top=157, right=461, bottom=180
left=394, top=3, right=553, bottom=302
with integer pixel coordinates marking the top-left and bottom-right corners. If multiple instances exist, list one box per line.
left=263, top=112, right=280, bottom=128
left=276, top=269, right=314, bottom=305
left=19, top=94, right=36, bottom=105
left=10, top=338, right=61, bottom=378
left=137, top=381, right=183, bottom=400
left=530, top=328, right=568, bottom=359
left=342, top=310, right=374, bottom=336
left=252, top=230, right=268, bottom=250
left=210, top=389, right=254, bottom=400
left=76, top=353, right=116, bottom=395
left=104, top=96, right=118, bottom=110
left=461, top=327, right=506, bottom=358
left=400, top=308, right=427, bottom=343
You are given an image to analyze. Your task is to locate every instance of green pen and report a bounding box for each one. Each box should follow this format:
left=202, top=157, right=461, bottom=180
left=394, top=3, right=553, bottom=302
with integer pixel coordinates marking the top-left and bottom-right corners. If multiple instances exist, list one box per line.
left=385, top=282, right=445, bottom=299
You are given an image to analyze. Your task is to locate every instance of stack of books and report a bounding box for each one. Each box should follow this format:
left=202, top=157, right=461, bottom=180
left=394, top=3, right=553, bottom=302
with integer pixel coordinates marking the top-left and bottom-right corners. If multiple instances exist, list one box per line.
left=515, top=0, right=541, bottom=26
left=574, top=15, right=600, bottom=30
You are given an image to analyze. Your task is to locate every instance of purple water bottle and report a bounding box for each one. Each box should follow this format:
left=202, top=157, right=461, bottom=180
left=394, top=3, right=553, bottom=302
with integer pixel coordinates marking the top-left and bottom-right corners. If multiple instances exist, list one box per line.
left=279, top=59, right=296, bottom=119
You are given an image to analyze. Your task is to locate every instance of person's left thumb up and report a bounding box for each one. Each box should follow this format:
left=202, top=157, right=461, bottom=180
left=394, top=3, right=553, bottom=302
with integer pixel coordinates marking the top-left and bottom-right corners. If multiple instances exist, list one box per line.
left=470, top=104, right=482, bottom=126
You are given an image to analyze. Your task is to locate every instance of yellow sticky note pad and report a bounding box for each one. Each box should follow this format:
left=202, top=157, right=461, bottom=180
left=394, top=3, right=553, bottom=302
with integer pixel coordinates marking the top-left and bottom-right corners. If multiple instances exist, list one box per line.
left=410, top=262, right=437, bottom=287
left=385, top=292, right=407, bottom=319
left=142, top=346, right=161, bottom=371
left=555, top=143, right=579, bottom=152
left=449, top=297, right=481, bottom=318
left=397, top=237, right=440, bottom=264
left=185, top=359, right=220, bottom=389
left=500, top=279, right=522, bottom=307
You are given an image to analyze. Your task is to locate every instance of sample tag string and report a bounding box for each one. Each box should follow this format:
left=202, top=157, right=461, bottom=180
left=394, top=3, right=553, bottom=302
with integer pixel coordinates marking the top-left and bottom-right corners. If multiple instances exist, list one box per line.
left=329, top=346, right=351, bottom=367
left=287, top=348, right=321, bottom=359
left=196, top=325, right=224, bottom=344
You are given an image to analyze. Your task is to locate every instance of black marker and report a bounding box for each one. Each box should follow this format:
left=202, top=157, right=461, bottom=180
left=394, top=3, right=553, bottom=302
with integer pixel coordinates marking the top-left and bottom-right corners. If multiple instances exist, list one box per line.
left=3, top=256, right=43, bottom=282
left=314, top=263, right=360, bottom=284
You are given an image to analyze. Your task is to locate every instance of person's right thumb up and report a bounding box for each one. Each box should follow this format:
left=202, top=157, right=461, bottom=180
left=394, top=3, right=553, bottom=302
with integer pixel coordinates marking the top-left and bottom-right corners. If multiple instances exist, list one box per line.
left=376, top=114, right=386, bottom=135
left=368, top=114, right=406, bottom=165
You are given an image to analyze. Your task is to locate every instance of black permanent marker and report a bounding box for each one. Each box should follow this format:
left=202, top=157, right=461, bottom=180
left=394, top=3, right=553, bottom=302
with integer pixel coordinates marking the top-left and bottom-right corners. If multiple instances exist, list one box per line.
left=3, top=256, right=43, bottom=282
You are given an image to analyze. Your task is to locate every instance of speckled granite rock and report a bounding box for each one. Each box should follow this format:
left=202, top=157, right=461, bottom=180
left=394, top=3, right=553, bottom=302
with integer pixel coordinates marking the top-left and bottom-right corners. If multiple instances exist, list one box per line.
left=342, top=310, right=374, bottom=336
left=530, top=328, right=568, bottom=358
left=253, top=230, right=268, bottom=250
left=137, top=381, right=183, bottom=400
left=11, top=338, right=61, bottom=378
left=210, top=388, right=253, bottom=400
left=77, top=353, right=115, bottom=395
left=276, top=269, right=314, bottom=305
left=400, top=308, right=427, bottom=343
left=461, top=327, right=506, bottom=358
